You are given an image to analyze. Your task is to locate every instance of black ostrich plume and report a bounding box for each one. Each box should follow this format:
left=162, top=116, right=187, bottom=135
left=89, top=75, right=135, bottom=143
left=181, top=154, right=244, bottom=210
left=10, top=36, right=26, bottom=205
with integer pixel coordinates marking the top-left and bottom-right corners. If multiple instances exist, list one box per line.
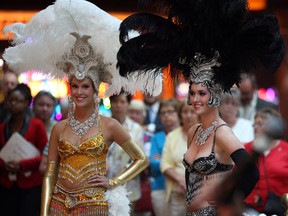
left=117, top=0, right=285, bottom=92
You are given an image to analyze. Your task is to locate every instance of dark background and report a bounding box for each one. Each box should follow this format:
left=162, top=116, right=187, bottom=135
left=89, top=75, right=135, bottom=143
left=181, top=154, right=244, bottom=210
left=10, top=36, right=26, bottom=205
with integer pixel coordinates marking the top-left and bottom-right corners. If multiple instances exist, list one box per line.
left=1, top=0, right=288, bottom=11
left=0, top=0, right=138, bottom=11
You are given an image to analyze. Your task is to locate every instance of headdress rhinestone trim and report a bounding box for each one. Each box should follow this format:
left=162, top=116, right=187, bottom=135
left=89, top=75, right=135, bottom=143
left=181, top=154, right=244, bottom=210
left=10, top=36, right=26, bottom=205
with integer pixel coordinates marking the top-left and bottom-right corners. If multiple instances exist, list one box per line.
left=180, top=51, right=222, bottom=107
left=56, top=32, right=112, bottom=91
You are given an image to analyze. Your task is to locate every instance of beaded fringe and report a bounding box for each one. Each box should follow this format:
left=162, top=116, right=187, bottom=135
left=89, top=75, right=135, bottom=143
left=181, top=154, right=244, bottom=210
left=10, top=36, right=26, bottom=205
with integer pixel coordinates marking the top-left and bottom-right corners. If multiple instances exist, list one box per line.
left=50, top=201, right=108, bottom=216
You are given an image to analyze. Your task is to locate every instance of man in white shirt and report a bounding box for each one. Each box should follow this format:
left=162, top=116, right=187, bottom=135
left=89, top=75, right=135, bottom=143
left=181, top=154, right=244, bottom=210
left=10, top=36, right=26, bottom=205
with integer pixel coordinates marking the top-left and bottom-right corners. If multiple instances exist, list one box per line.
left=108, top=91, right=144, bottom=216
left=238, top=73, right=278, bottom=122
left=143, top=93, right=163, bottom=133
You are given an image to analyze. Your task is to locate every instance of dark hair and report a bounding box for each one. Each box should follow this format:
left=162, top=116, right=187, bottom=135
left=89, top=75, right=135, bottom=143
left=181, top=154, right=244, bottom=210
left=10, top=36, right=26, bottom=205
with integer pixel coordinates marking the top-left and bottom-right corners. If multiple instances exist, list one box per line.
left=109, top=89, right=132, bottom=103
left=240, top=73, right=258, bottom=89
left=33, top=91, right=56, bottom=107
left=7, top=83, right=32, bottom=105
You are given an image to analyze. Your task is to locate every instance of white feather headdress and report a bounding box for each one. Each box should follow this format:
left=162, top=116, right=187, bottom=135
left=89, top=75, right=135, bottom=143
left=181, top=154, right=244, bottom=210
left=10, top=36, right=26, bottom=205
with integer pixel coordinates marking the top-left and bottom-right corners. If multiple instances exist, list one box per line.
left=3, top=0, right=162, bottom=96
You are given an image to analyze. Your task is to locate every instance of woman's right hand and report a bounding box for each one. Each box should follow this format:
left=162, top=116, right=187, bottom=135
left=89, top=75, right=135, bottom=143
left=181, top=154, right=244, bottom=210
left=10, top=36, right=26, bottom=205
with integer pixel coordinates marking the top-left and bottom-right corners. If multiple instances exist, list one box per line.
left=88, top=173, right=110, bottom=189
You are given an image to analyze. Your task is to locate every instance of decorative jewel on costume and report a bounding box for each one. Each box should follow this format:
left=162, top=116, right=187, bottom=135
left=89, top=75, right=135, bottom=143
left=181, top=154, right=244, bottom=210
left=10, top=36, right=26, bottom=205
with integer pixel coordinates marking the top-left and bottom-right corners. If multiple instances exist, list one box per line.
left=197, top=117, right=220, bottom=145
left=64, top=195, right=77, bottom=209
left=180, top=51, right=222, bottom=107
left=69, top=112, right=98, bottom=138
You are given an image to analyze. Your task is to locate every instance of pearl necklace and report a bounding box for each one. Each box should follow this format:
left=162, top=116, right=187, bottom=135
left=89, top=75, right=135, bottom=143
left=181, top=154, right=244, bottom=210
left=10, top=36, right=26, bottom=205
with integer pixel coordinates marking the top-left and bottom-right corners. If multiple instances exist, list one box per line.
left=69, top=112, right=98, bottom=138
left=197, top=117, right=220, bottom=145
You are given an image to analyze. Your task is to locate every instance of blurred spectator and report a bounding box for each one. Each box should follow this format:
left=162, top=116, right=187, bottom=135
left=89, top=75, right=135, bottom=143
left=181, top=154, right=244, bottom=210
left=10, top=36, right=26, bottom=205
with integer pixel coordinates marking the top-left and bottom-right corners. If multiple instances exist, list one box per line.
left=128, top=99, right=154, bottom=215
left=150, top=99, right=180, bottom=216
left=0, top=84, right=47, bottom=216
left=108, top=91, right=144, bottom=216
left=244, top=107, right=288, bottom=215
left=160, top=102, right=199, bottom=216
left=32, top=91, right=57, bottom=174
left=219, top=87, right=254, bottom=143
left=128, top=99, right=146, bottom=125
left=143, top=93, right=163, bottom=133
left=0, top=70, right=18, bottom=123
left=128, top=99, right=151, bottom=155
left=238, top=73, right=278, bottom=122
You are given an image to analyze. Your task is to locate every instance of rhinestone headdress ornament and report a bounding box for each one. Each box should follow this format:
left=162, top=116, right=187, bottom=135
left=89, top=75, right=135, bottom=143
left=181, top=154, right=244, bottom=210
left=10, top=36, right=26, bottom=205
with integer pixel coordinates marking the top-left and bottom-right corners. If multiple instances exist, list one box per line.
left=56, top=32, right=113, bottom=91
left=180, top=51, right=222, bottom=107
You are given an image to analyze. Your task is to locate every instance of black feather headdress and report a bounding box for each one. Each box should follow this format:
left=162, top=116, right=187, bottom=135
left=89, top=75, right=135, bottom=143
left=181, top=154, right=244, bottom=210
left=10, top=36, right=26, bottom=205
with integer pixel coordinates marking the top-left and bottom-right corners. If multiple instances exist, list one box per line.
left=117, top=0, right=285, bottom=93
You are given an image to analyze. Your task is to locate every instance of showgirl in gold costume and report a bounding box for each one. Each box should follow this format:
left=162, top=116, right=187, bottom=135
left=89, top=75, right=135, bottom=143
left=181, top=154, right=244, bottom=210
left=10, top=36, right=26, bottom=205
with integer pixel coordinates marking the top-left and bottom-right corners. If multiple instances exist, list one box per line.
left=2, top=0, right=162, bottom=215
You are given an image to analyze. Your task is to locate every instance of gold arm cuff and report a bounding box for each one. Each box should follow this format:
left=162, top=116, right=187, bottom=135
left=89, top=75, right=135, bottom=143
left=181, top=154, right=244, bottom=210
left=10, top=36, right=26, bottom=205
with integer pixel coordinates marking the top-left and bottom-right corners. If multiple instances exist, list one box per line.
left=109, top=139, right=149, bottom=189
left=41, top=161, right=58, bottom=216
left=109, top=178, right=121, bottom=189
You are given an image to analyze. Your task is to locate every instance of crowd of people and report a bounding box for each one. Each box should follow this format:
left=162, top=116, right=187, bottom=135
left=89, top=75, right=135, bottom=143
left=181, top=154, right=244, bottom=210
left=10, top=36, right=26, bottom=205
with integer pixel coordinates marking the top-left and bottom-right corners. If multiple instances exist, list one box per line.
left=1, top=71, right=287, bottom=216
left=0, top=0, right=287, bottom=215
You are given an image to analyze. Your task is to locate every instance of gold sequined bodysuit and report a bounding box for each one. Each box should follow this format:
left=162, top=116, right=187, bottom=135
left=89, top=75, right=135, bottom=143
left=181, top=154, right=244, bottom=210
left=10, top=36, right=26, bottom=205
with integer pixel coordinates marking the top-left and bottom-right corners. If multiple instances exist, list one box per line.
left=50, top=118, right=109, bottom=216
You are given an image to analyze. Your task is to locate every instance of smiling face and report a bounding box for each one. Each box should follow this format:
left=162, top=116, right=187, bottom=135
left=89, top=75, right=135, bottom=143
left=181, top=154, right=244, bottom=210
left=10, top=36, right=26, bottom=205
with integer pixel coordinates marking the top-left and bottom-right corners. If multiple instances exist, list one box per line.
left=70, top=77, right=96, bottom=108
left=189, top=83, right=211, bottom=116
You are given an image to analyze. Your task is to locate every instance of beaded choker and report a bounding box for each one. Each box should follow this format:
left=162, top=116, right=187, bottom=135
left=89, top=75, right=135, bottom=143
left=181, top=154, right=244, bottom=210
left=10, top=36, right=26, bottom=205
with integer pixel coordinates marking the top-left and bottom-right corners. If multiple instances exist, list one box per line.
left=197, top=117, right=220, bottom=145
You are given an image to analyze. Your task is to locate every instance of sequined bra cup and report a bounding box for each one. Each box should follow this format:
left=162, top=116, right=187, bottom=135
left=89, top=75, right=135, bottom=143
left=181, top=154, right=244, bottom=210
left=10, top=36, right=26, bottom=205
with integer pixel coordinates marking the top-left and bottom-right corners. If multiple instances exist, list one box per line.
left=50, top=118, right=110, bottom=215
left=58, top=131, right=108, bottom=186
left=183, top=124, right=233, bottom=206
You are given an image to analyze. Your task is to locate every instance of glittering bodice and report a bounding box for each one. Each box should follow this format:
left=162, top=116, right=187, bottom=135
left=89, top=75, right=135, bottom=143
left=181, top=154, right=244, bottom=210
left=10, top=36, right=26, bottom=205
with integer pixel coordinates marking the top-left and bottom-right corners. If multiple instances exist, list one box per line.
left=58, top=133, right=108, bottom=186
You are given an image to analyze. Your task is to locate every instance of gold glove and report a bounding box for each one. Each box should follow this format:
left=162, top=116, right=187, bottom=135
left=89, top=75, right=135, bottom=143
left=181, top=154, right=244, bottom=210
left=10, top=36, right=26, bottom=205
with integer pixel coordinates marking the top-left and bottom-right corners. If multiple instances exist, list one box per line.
left=109, top=139, right=149, bottom=189
left=41, top=161, right=58, bottom=216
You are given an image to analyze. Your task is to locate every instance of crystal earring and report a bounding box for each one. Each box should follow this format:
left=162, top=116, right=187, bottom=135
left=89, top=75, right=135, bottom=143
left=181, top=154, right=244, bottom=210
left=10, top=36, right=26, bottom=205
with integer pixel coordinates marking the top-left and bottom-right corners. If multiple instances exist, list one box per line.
left=68, top=95, right=75, bottom=119
left=93, top=93, right=100, bottom=110
left=93, top=93, right=100, bottom=126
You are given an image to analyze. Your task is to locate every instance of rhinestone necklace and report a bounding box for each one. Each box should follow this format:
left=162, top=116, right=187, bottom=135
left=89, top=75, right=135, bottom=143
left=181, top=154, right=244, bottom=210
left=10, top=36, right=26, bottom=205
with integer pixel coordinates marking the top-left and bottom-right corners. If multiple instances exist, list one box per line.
left=196, top=116, right=220, bottom=145
left=69, top=112, right=98, bottom=138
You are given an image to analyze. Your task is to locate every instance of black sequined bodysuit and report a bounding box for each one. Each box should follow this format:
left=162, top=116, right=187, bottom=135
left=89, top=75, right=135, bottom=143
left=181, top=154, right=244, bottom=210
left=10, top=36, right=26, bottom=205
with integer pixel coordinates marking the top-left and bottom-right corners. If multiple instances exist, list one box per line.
left=183, top=124, right=233, bottom=215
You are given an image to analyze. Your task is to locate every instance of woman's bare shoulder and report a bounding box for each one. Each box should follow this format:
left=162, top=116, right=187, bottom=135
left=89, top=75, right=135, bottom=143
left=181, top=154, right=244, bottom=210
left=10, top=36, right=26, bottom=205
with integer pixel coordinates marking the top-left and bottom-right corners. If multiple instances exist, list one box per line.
left=52, top=120, right=67, bottom=133
left=100, top=115, right=119, bottom=129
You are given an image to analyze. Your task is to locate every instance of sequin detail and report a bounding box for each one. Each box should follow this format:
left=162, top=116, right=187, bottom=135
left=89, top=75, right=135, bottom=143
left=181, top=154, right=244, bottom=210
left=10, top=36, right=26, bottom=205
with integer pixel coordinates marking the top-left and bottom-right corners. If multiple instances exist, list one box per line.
left=51, top=118, right=110, bottom=215
left=50, top=184, right=108, bottom=215
left=57, top=132, right=108, bottom=185
left=186, top=206, right=216, bottom=216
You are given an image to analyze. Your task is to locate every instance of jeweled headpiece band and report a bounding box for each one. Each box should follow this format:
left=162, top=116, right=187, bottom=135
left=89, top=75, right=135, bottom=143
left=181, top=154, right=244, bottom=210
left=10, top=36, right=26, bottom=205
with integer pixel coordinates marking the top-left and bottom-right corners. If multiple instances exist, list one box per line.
left=56, top=32, right=113, bottom=91
left=180, top=51, right=222, bottom=107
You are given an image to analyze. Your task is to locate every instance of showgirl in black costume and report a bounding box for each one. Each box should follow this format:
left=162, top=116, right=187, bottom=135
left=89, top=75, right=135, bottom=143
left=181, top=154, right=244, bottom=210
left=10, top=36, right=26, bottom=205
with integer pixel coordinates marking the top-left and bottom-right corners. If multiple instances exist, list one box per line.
left=116, top=0, right=285, bottom=215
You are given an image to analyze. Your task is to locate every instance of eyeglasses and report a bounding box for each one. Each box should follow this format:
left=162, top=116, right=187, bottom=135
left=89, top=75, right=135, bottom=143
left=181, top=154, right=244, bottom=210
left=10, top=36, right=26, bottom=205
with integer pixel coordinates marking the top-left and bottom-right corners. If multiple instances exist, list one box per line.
left=253, top=122, right=265, bottom=128
left=160, top=110, right=176, bottom=116
left=7, top=99, right=25, bottom=104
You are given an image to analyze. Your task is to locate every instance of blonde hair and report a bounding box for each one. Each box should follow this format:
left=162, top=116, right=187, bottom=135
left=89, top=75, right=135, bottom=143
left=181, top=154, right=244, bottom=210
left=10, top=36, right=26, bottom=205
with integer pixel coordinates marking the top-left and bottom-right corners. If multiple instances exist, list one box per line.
left=128, top=99, right=147, bottom=118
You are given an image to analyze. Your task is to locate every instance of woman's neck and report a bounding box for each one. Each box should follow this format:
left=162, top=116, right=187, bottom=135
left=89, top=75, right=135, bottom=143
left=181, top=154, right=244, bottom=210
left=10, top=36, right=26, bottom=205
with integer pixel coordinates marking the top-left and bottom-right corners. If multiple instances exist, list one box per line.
left=74, top=107, right=96, bottom=121
left=200, top=109, right=220, bottom=129
left=10, top=113, right=26, bottom=133
left=10, top=112, right=26, bottom=123
left=165, top=124, right=179, bottom=134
